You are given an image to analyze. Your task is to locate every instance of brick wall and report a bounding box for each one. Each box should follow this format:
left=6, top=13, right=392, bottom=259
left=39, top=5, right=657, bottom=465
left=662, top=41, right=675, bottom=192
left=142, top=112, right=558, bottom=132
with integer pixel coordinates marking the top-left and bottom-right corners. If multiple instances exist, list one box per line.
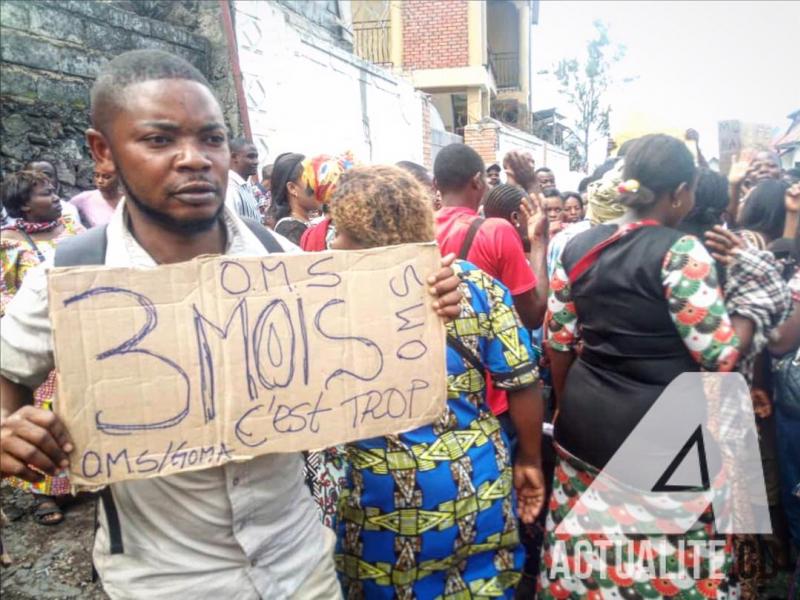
left=464, top=122, right=499, bottom=167
left=0, top=0, right=236, bottom=196
left=402, top=0, right=469, bottom=71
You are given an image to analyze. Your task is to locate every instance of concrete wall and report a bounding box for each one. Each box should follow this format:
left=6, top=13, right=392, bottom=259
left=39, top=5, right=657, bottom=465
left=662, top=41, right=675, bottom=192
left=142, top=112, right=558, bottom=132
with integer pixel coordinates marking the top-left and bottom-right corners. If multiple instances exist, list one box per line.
left=402, top=0, right=469, bottom=70
left=233, top=0, right=427, bottom=170
left=0, top=0, right=233, bottom=196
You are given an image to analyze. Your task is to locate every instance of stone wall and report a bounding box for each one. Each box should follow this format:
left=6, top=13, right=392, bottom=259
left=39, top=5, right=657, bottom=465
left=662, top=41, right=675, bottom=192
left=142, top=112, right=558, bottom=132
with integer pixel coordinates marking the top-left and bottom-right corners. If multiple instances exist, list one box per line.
left=0, top=0, right=237, bottom=197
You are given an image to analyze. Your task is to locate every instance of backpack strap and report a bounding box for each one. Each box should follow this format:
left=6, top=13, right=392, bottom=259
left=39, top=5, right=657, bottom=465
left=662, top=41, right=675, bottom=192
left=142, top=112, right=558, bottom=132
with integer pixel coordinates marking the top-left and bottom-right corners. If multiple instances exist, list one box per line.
left=459, top=217, right=485, bottom=260
left=52, top=227, right=125, bottom=559
left=99, top=487, right=124, bottom=555
left=241, top=217, right=284, bottom=253
left=55, top=220, right=282, bottom=266
left=54, top=225, right=109, bottom=267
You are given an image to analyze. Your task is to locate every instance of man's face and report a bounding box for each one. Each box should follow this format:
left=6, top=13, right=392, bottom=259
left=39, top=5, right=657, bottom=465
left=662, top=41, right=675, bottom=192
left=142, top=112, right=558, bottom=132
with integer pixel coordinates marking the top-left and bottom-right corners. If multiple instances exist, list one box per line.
left=537, top=171, right=556, bottom=190
left=749, top=152, right=782, bottom=183
left=232, top=144, right=259, bottom=179
left=487, top=169, right=500, bottom=187
left=89, top=79, right=229, bottom=232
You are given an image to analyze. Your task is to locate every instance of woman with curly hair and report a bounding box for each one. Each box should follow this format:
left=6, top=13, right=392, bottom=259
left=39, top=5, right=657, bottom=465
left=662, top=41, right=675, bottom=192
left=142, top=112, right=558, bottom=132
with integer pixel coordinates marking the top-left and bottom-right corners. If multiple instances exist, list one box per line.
left=327, top=165, right=546, bottom=599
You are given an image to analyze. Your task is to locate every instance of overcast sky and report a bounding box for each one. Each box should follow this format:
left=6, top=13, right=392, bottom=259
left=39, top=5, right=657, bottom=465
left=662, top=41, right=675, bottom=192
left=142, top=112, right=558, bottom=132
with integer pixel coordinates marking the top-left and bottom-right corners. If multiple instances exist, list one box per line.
left=531, top=0, right=800, bottom=168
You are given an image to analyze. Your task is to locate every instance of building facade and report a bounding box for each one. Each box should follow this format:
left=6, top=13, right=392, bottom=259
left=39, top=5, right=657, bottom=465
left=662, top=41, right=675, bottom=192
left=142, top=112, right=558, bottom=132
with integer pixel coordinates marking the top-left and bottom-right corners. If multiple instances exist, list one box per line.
left=351, top=0, right=568, bottom=171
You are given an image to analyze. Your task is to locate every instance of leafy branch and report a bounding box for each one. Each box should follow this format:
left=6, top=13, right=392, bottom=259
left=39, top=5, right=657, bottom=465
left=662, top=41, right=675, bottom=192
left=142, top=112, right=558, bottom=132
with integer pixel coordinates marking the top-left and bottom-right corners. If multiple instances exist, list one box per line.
left=546, top=21, right=627, bottom=173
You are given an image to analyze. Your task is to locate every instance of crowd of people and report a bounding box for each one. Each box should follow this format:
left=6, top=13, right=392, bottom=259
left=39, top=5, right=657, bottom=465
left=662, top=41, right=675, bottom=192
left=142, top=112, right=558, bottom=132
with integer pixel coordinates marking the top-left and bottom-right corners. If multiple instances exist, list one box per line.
left=1, top=48, right=799, bottom=599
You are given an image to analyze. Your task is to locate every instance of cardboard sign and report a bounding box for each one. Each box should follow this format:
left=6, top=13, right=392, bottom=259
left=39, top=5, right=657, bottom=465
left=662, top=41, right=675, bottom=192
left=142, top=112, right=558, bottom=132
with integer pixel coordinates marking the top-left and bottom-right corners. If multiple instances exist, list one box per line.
left=48, top=244, right=446, bottom=490
left=718, top=120, right=777, bottom=175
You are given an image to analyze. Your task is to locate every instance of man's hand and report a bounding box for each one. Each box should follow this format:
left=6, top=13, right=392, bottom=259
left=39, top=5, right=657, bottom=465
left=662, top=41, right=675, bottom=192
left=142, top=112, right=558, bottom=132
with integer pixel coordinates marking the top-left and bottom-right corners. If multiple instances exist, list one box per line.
left=514, top=457, right=546, bottom=524
left=0, top=406, right=73, bottom=482
left=503, top=151, right=538, bottom=192
left=428, top=253, right=462, bottom=321
left=785, top=182, right=800, bottom=213
left=704, top=225, right=744, bottom=265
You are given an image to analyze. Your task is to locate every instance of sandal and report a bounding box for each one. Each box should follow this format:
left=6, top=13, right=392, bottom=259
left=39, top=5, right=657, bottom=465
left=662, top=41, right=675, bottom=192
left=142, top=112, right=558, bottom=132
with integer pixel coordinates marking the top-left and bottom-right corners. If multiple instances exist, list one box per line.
left=32, top=495, right=64, bottom=526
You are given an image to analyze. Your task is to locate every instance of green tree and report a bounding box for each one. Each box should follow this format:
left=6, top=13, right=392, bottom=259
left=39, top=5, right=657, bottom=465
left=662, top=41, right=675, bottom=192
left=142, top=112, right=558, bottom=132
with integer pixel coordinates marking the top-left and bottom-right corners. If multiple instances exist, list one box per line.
left=550, top=21, right=626, bottom=173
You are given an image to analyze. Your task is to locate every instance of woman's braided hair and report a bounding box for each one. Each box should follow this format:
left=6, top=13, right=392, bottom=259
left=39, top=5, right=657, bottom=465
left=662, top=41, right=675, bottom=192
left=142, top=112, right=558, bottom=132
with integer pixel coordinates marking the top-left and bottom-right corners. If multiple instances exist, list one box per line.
left=483, top=184, right=526, bottom=220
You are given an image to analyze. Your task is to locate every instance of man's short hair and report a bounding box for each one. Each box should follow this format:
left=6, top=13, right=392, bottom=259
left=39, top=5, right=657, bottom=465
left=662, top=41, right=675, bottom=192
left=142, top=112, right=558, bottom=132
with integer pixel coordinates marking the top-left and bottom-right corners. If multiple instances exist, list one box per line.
left=90, top=49, right=212, bottom=135
left=543, top=187, right=562, bottom=198
left=535, top=167, right=553, bottom=175
left=487, top=163, right=501, bottom=174
left=433, top=144, right=485, bottom=192
left=229, top=137, right=254, bottom=154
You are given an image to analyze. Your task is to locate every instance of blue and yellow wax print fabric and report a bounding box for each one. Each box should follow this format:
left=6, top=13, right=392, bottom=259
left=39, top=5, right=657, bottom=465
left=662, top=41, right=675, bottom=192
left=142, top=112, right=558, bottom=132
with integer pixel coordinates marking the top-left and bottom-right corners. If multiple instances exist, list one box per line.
left=336, top=261, right=539, bottom=599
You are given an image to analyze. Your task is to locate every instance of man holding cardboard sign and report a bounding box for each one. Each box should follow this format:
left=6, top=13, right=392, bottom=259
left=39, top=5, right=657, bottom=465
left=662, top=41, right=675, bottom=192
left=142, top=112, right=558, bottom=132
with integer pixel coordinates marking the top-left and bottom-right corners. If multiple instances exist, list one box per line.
left=0, top=50, right=462, bottom=599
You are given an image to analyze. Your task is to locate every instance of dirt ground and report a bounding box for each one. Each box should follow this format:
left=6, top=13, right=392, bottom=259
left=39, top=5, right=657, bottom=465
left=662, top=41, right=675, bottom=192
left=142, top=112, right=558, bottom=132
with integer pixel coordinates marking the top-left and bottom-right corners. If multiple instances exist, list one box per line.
left=1, top=480, right=794, bottom=598
left=1, top=483, right=107, bottom=599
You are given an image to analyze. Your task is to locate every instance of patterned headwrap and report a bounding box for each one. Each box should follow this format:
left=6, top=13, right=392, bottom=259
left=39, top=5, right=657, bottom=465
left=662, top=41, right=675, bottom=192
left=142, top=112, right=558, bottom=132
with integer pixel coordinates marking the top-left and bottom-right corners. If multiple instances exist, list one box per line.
left=301, top=152, right=356, bottom=206
left=585, top=159, right=626, bottom=225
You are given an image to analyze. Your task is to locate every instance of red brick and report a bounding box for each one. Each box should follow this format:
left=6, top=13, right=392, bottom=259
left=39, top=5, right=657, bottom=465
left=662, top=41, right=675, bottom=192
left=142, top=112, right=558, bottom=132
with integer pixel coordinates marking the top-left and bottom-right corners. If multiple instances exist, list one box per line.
left=402, top=0, right=469, bottom=70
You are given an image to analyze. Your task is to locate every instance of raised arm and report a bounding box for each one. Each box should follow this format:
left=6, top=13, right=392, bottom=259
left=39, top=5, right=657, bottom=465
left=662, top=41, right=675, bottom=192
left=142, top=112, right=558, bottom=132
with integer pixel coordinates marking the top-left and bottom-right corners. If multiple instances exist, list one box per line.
left=661, top=235, right=740, bottom=371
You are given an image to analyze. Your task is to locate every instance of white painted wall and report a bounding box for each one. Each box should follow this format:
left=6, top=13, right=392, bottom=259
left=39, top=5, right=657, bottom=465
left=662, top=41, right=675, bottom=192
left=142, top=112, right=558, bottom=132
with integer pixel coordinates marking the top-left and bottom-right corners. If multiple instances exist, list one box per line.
left=233, top=1, right=426, bottom=170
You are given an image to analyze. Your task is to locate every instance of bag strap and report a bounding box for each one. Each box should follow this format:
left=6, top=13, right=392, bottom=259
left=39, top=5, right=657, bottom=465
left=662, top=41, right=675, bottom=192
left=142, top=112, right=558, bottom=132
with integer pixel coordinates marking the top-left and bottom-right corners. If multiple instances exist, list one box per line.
left=53, top=231, right=125, bottom=557
left=99, top=486, right=124, bottom=555
left=242, top=217, right=284, bottom=253
left=54, top=225, right=109, bottom=267
left=567, top=220, right=659, bottom=283
left=459, top=217, right=485, bottom=260
left=447, top=332, right=485, bottom=375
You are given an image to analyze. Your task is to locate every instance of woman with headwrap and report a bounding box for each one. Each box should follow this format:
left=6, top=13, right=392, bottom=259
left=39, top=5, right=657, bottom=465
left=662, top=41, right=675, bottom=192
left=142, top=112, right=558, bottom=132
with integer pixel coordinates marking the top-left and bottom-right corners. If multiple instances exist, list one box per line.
left=298, top=153, right=356, bottom=251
